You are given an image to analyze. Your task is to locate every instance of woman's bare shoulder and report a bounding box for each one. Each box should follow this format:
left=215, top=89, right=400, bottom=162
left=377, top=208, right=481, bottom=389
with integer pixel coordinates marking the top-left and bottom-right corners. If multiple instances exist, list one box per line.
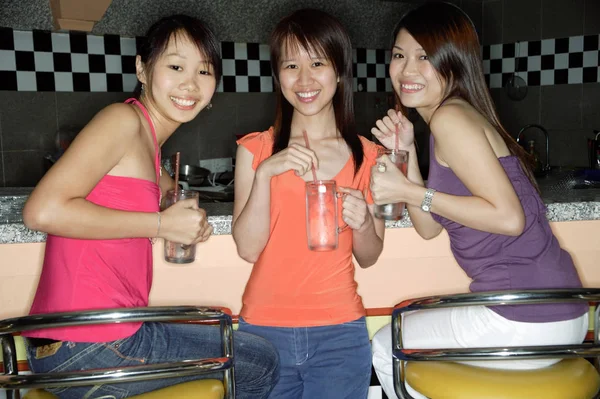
left=79, top=102, right=143, bottom=143
left=95, top=103, right=141, bottom=128
left=430, top=99, right=482, bottom=137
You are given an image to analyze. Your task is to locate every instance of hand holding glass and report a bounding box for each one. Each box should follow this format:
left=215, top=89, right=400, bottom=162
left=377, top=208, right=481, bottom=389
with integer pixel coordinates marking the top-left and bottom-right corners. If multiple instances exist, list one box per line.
left=374, top=149, right=409, bottom=220
left=163, top=189, right=200, bottom=264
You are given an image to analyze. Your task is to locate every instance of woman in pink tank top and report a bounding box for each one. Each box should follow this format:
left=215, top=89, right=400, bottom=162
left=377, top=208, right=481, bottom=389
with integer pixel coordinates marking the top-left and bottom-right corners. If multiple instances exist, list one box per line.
left=22, top=15, right=278, bottom=399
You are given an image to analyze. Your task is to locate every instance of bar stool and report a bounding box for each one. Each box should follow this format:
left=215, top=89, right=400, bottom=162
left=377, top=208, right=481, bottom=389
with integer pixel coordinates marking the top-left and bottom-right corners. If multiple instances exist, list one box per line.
left=391, top=289, right=600, bottom=399
left=0, top=306, right=235, bottom=399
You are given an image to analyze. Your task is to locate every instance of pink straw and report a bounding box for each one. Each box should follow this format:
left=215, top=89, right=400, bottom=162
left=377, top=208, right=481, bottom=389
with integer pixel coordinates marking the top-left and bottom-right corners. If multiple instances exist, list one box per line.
left=173, top=152, right=181, bottom=200
left=395, top=123, right=400, bottom=151
left=302, top=130, right=318, bottom=183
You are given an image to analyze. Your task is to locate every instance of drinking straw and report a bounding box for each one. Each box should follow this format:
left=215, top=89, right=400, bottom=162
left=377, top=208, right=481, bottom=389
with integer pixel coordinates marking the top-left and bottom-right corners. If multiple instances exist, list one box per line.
left=302, top=130, right=318, bottom=183
left=173, top=152, right=181, bottom=200
left=171, top=151, right=188, bottom=249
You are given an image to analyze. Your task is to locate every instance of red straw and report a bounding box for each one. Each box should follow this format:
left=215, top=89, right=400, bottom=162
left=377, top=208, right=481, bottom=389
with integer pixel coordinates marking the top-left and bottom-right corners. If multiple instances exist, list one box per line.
left=302, top=130, right=318, bottom=183
left=173, top=152, right=181, bottom=200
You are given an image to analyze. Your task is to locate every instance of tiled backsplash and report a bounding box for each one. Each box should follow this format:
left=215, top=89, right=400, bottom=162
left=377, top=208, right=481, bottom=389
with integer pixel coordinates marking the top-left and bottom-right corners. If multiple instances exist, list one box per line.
left=0, top=27, right=390, bottom=93
left=2, top=27, right=599, bottom=95
left=0, top=26, right=599, bottom=187
left=483, top=34, right=600, bottom=88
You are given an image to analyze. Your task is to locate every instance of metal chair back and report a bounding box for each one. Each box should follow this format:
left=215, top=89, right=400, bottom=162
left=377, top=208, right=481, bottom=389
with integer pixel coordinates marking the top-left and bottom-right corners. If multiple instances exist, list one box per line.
left=391, top=289, right=600, bottom=399
left=0, top=306, right=235, bottom=399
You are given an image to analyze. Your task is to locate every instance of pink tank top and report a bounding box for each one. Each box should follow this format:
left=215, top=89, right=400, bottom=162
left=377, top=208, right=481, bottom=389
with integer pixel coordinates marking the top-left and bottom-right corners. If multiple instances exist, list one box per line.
left=25, top=99, right=161, bottom=342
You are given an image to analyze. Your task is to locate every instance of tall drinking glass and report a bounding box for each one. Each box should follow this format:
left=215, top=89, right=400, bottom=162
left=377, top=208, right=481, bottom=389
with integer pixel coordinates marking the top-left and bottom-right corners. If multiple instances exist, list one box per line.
left=305, top=180, right=347, bottom=251
left=163, top=189, right=200, bottom=264
left=374, top=149, right=409, bottom=220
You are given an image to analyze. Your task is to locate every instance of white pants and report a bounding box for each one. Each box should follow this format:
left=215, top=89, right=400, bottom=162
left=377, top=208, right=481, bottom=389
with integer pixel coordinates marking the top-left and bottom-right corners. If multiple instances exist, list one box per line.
left=371, top=306, right=588, bottom=399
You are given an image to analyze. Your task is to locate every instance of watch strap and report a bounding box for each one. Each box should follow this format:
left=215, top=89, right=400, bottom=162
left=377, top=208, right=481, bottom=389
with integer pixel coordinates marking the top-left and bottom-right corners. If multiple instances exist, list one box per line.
left=421, top=188, right=436, bottom=212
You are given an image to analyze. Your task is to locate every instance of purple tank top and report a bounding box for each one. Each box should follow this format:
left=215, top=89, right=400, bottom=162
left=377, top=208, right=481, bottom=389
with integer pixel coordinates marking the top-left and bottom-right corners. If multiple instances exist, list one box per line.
left=427, top=135, right=587, bottom=322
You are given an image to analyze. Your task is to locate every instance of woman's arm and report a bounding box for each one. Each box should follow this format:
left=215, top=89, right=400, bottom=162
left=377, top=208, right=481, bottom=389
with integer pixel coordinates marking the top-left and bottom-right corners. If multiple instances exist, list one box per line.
left=232, top=142, right=318, bottom=263
left=23, top=103, right=158, bottom=239
left=371, top=110, right=443, bottom=240
left=399, top=143, right=443, bottom=240
left=23, top=104, right=209, bottom=244
left=400, top=105, right=525, bottom=236
left=338, top=187, right=385, bottom=268
left=352, top=205, right=385, bottom=268
left=232, top=146, right=273, bottom=263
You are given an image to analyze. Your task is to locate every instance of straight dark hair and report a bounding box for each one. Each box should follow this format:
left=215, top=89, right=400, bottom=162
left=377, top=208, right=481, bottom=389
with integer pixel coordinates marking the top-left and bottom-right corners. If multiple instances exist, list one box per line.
left=270, top=9, right=363, bottom=174
left=134, top=14, right=222, bottom=97
left=393, top=2, right=536, bottom=183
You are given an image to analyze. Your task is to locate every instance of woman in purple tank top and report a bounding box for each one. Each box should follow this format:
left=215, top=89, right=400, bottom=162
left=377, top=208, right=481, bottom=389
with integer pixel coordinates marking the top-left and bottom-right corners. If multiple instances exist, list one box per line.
left=368, top=2, right=588, bottom=398
left=22, top=15, right=278, bottom=399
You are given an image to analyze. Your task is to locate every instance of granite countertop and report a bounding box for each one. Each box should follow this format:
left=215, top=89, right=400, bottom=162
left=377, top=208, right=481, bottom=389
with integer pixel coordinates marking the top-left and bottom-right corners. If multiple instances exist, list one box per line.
left=1, top=185, right=599, bottom=244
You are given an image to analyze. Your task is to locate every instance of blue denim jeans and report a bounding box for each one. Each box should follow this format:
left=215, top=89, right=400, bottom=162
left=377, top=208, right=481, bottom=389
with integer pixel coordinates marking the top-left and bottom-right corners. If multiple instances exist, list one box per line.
left=237, top=317, right=371, bottom=399
left=26, top=322, right=279, bottom=399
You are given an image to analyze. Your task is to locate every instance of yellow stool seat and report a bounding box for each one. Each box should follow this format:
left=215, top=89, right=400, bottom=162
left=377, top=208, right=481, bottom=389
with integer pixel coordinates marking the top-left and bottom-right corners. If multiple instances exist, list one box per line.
left=406, top=358, right=600, bottom=399
left=23, top=379, right=224, bottom=399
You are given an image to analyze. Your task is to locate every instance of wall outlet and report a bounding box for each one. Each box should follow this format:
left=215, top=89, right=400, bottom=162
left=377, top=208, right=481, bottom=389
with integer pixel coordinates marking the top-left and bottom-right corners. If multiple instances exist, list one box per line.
left=199, top=157, right=233, bottom=174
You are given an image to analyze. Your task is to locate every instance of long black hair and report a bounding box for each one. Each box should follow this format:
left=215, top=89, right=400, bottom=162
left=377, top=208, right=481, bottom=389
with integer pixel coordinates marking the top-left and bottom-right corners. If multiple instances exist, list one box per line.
left=270, top=9, right=363, bottom=174
left=393, top=2, right=535, bottom=183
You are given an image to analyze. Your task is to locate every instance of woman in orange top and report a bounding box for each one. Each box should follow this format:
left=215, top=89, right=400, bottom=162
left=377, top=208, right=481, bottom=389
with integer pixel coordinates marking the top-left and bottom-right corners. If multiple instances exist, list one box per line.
left=232, top=9, right=385, bottom=399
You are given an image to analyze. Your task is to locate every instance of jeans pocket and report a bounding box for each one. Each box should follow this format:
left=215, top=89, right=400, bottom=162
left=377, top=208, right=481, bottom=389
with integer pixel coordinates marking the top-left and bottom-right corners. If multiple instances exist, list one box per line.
left=27, top=341, right=104, bottom=375
left=102, top=336, right=146, bottom=364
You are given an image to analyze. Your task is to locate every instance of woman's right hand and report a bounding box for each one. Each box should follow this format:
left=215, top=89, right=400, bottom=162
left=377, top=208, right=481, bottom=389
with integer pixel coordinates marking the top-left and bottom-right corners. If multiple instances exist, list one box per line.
left=371, top=109, right=415, bottom=150
left=257, top=143, right=319, bottom=179
left=159, top=198, right=213, bottom=245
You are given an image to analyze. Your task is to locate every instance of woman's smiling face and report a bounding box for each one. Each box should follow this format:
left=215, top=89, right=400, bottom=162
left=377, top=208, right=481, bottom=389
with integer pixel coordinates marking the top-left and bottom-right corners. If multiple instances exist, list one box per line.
left=138, top=32, right=217, bottom=125
left=277, top=41, right=338, bottom=119
left=389, top=28, right=446, bottom=119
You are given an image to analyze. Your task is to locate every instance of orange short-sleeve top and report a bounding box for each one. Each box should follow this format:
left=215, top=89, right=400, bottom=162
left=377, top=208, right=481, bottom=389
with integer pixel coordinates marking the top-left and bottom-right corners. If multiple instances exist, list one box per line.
left=237, top=127, right=381, bottom=327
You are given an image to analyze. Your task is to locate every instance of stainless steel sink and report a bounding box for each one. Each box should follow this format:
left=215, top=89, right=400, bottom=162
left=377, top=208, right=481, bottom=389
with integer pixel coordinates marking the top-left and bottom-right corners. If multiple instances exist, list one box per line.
left=536, top=168, right=600, bottom=190
left=535, top=168, right=600, bottom=203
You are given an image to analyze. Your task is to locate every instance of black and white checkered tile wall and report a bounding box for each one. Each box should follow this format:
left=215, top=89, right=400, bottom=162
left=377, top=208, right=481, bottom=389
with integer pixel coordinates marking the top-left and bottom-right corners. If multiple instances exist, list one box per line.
left=483, top=34, right=600, bottom=88
left=220, top=41, right=273, bottom=92
left=0, top=27, right=391, bottom=93
left=1, top=27, right=598, bottom=93
left=354, top=48, right=392, bottom=93
left=0, top=28, right=139, bottom=92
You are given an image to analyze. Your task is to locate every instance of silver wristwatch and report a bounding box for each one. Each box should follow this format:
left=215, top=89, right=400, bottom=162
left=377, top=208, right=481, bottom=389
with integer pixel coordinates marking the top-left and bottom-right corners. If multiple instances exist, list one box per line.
left=421, top=188, right=436, bottom=212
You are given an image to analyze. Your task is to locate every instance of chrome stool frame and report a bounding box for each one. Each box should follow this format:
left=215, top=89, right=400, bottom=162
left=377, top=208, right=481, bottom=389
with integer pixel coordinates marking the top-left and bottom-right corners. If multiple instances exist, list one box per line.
left=0, top=306, right=235, bottom=399
left=392, top=289, right=600, bottom=399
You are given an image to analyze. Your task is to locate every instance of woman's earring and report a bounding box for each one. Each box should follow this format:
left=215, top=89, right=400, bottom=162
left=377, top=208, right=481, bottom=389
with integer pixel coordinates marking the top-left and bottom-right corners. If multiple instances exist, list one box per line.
left=206, top=103, right=213, bottom=110
left=141, top=83, right=145, bottom=94
left=337, top=77, right=340, bottom=83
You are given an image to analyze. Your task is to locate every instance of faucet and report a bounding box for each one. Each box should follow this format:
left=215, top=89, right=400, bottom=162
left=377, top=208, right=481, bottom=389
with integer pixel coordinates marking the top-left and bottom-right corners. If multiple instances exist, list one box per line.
left=516, top=124, right=550, bottom=173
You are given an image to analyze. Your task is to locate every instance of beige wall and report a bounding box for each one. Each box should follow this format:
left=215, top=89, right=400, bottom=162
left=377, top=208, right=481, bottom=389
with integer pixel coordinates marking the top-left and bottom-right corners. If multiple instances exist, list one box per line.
left=1, top=220, right=599, bottom=319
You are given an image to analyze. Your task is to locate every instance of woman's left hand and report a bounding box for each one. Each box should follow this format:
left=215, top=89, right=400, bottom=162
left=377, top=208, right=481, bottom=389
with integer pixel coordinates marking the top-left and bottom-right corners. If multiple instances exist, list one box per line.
left=339, top=187, right=370, bottom=231
left=370, top=154, right=410, bottom=205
